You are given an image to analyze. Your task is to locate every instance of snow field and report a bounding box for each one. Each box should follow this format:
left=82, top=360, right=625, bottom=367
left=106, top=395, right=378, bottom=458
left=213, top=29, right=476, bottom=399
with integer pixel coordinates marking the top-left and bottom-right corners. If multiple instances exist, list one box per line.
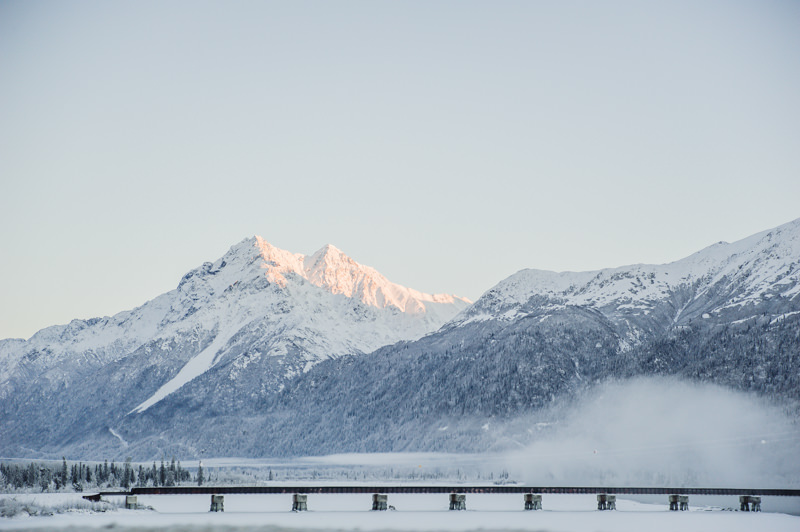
left=1, top=492, right=799, bottom=531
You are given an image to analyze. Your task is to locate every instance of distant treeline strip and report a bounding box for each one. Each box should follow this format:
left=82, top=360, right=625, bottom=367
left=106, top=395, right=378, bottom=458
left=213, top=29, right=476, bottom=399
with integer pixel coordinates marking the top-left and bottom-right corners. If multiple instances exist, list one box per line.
left=0, top=457, right=192, bottom=492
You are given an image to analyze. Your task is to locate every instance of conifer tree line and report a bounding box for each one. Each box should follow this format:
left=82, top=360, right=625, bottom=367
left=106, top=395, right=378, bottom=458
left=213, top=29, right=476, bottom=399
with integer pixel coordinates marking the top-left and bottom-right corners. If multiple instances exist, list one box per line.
left=0, top=457, right=192, bottom=492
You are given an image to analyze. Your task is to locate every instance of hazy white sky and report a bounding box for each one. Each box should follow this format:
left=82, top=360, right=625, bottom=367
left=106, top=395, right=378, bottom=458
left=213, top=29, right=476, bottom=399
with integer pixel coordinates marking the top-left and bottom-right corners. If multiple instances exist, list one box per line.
left=1, top=1, right=799, bottom=340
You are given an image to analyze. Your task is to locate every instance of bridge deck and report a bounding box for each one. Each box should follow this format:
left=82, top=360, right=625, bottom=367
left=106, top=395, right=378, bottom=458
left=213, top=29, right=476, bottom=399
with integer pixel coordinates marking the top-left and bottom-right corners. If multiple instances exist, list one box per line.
left=115, top=486, right=800, bottom=497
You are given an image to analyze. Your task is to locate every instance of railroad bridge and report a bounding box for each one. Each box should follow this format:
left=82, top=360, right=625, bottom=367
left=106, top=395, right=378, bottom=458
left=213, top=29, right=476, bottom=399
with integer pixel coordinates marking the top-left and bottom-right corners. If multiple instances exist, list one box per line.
left=86, top=485, right=800, bottom=513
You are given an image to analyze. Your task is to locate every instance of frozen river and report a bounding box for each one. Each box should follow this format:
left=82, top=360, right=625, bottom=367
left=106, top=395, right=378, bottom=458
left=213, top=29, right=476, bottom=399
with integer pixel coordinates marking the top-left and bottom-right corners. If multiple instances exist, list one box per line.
left=1, top=490, right=799, bottom=532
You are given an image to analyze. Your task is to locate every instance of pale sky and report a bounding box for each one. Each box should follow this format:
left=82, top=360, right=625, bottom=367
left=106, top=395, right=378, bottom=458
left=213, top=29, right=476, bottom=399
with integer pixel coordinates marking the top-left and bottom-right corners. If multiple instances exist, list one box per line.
left=1, top=1, right=799, bottom=340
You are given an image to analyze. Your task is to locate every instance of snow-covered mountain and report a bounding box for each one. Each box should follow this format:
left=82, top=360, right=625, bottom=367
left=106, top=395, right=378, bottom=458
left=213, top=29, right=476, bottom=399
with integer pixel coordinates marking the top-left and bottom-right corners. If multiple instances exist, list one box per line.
left=454, top=218, right=800, bottom=342
left=123, top=236, right=470, bottom=413
left=0, top=237, right=469, bottom=457
left=244, top=219, right=800, bottom=456
left=2, top=220, right=799, bottom=460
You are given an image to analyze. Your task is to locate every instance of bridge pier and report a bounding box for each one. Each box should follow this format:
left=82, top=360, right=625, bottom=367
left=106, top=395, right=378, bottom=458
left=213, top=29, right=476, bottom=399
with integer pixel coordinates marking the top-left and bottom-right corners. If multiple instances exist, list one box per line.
left=679, top=495, right=689, bottom=511
left=750, top=496, right=761, bottom=512
left=449, top=493, right=466, bottom=511
left=372, top=493, right=388, bottom=511
left=292, top=493, right=308, bottom=512
left=740, top=495, right=761, bottom=512
left=210, top=495, right=224, bottom=512
left=597, top=494, right=615, bottom=510
left=124, top=495, right=138, bottom=510
left=670, top=494, right=689, bottom=511
left=524, top=493, right=542, bottom=510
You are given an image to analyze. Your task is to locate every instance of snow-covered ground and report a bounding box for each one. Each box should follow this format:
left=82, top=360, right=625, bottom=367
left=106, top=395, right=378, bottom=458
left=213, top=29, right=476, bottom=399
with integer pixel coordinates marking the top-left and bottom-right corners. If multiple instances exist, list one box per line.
left=1, top=491, right=798, bottom=531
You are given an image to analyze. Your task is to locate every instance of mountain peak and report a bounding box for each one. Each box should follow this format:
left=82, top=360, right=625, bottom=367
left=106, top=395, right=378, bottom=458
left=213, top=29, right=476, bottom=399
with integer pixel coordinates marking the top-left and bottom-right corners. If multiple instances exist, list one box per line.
left=245, top=237, right=470, bottom=316
left=318, top=243, right=343, bottom=255
left=306, top=243, right=356, bottom=271
left=250, top=236, right=306, bottom=286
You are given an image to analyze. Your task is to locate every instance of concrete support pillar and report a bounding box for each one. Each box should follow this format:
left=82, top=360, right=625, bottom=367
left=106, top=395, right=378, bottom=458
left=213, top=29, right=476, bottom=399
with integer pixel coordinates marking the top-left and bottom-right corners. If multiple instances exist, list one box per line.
left=372, top=493, right=388, bottom=511
left=449, top=493, right=466, bottom=511
left=210, top=495, right=224, bottom=512
left=669, top=494, right=679, bottom=511
left=740, top=495, right=761, bottom=512
left=679, top=495, right=689, bottom=511
left=671, top=495, right=690, bottom=510
left=124, top=495, right=137, bottom=510
left=597, top=494, right=615, bottom=510
left=524, top=493, right=542, bottom=510
left=750, top=496, right=761, bottom=512
left=292, top=493, right=308, bottom=512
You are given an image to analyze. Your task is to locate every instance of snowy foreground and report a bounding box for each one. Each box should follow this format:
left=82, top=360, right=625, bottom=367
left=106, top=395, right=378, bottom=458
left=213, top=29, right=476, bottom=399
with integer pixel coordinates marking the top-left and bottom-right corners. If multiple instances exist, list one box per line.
left=1, top=491, right=799, bottom=532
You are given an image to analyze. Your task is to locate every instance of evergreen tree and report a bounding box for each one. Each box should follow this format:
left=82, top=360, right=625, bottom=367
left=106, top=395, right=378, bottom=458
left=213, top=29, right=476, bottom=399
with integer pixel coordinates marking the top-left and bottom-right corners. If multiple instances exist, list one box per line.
left=197, top=462, right=204, bottom=486
left=61, top=457, right=68, bottom=488
left=71, top=464, right=83, bottom=491
left=176, top=460, right=187, bottom=484
left=122, top=457, right=133, bottom=489
left=166, top=456, right=176, bottom=486
left=39, top=466, right=50, bottom=492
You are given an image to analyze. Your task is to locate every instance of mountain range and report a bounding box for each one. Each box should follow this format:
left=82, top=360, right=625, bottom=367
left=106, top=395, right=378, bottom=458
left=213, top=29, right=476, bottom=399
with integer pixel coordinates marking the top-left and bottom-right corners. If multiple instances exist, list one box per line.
left=1, top=219, right=799, bottom=459
left=0, top=237, right=469, bottom=458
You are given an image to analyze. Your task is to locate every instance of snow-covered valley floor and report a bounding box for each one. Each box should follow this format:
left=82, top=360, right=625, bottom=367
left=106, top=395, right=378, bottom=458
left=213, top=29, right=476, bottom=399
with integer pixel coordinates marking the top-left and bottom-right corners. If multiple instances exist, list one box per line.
left=1, top=491, right=798, bottom=532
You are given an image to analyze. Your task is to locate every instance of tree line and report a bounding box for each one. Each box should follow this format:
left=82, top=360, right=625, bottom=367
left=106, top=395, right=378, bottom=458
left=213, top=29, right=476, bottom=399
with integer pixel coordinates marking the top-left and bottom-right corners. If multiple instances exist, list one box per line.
left=0, top=457, right=193, bottom=492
